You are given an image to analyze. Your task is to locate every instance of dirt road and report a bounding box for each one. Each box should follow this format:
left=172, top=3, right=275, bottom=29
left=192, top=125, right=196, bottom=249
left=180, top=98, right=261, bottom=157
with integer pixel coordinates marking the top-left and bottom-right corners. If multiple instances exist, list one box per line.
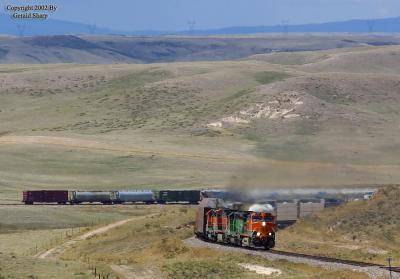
left=35, top=215, right=154, bottom=260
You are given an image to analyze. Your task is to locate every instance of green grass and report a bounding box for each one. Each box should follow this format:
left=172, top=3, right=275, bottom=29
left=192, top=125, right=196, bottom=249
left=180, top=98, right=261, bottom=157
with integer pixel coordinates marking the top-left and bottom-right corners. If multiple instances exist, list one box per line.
left=162, top=257, right=369, bottom=279
left=0, top=205, right=149, bottom=233
left=163, top=258, right=261, bottom=279
left=1, top=48, right=400, bottom=197
left=0, top=204, right=372, bottom=279
left=253, top=71, right=290, bottom=84
left=61, top=206, right=369, bottom=279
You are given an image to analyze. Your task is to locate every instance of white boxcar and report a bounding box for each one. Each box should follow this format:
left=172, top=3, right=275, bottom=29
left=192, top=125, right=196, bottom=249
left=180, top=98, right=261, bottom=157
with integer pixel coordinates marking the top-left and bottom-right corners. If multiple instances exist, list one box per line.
left=276, top=201, right=298, bottom=221
left=298, top=199, right=325, bottom=218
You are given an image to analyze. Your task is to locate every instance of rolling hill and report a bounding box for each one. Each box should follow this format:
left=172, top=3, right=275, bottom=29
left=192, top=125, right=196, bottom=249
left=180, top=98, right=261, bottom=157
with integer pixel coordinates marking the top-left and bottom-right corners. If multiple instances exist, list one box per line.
left=1, top=44, right=400, bottom=201
left=1, top=34, right=400, bottom=64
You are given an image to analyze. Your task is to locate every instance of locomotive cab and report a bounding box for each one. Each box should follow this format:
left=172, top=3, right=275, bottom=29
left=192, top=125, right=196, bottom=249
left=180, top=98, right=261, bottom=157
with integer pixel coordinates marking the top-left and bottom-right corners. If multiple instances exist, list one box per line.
left=248, top=212, right=276, bottom=249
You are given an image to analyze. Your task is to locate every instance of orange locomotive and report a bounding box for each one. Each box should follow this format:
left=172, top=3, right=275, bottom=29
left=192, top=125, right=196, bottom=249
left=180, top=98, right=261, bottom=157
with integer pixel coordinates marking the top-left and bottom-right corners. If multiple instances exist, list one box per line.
left=195, top=199, right=276, bottom=249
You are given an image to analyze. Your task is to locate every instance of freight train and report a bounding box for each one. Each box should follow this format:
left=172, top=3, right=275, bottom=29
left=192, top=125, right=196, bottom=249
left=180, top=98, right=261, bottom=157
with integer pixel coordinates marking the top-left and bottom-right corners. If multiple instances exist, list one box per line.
left=21, top=189, right=333, bottom=226
left=22, top=190, right=201, bottom=205
left=195, top=198, right=276, bottom=249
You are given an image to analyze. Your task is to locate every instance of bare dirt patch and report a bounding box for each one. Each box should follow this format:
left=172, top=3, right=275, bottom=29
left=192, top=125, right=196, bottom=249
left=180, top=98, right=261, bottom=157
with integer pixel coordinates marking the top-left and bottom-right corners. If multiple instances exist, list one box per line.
left=238, top=263, right=282, bottom=276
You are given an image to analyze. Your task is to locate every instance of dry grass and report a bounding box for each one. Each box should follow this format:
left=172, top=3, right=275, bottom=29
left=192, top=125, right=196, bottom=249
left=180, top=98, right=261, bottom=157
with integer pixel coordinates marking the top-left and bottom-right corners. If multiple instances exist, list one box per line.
left=1, top=46, right=400, bottom=198
left=60, top=206, right=368, bottom=279
left=2, top=40, right=400, bottom=278
left=277, top=185, right=400, bottom=265
left=0, top=255, right=91, bottom=279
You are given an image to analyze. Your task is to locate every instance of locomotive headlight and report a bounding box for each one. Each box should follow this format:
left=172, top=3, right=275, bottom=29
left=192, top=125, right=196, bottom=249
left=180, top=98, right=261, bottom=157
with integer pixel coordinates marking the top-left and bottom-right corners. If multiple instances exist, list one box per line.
left=262, top=222, right=266, bottom=227
left=256, top=232, right=261, bottom=237
left=268, top=232, right=273, bottom=236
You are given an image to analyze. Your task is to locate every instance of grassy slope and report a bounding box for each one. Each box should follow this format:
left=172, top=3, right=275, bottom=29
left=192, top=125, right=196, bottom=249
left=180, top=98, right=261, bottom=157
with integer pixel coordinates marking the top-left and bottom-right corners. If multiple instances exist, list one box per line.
left=0, top=255, right=90, bottom=279
left=60, top=206, right=368, bottom=279
left=2, top=41, right=400, bottom=279
left=277, top=185, right=400, bottom=265
left=1, top=46, right=400, bottom=202
left=0, top=206, right=369, bottom=279
left=0, top=205, right=160, bottom=279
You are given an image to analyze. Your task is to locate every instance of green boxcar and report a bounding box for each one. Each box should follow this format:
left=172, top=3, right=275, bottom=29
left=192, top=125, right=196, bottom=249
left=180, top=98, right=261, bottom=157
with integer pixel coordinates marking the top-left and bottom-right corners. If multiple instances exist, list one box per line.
left=155, top=190, right=200, bottom=204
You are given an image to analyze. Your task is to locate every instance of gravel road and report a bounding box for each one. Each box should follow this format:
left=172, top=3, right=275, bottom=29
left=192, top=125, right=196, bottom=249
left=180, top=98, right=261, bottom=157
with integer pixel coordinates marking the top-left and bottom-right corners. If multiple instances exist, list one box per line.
left=184, top=237, right=399, bottom=279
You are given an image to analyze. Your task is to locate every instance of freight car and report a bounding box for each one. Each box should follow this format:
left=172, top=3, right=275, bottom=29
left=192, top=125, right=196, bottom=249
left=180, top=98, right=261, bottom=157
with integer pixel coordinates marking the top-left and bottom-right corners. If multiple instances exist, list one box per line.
left=70, top=191, right=113, bottom=204
left=22, top=189, right=202, bottom=205
left=201, top=190, right=230, bottom=200
left=155, top=190, right=200, bottom=204
left=113, top=190, right=154, bottom=204
left=195, top=198, right=276, bottom=249
left=23, top=190, right=69, bottom=205
left=298, top=199, right=325, bottom=218
left=275, top=200, right=298, bottom=224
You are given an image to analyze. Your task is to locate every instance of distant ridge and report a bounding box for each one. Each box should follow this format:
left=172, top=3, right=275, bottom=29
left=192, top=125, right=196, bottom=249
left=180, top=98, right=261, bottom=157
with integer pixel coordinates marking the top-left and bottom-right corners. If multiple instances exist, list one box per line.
left=180, top=17, right=400, bottom=35
left=0, top=13, right=166, bottom=36
left=1, top=34, right=400, bottom=64
left=1, top=13, right=400, bottom=36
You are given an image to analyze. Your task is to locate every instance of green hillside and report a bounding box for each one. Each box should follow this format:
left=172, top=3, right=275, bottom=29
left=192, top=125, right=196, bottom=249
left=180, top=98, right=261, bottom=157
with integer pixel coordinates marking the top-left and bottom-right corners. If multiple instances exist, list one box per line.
left=1, top=45, right=400, bottom=201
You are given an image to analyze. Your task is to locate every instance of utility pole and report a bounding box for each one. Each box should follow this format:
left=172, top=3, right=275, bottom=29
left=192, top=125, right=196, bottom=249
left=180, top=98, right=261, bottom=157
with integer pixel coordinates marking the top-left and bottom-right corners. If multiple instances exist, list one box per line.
left=187, top=20, right=196, bottom=34
left=387, top=257, right=393, bottom=279
left=281, top=20, right=289, bottom=35
left=17, top=24, right=26, bottom=37
left=87, top=24, right=97, bottom=35
left=366, top=20, right=375, bottom=33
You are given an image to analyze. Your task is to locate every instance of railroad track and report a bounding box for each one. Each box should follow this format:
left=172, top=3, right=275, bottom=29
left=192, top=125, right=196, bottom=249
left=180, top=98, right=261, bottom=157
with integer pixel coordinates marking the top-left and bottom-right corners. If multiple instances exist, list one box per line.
left=268, top=249, right=399, bottom=272
left=190, top=236, right=399, bottom=275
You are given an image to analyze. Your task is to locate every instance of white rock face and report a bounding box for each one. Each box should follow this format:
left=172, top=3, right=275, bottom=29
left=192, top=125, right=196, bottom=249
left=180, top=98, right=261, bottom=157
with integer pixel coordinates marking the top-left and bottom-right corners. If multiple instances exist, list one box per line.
left=207, top=92, right=303, bottom=129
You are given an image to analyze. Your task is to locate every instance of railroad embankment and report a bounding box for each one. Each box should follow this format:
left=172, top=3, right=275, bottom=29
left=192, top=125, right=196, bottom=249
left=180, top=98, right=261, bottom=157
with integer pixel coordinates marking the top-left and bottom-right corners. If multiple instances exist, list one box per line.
left=277, top=185, right=400, bottom=265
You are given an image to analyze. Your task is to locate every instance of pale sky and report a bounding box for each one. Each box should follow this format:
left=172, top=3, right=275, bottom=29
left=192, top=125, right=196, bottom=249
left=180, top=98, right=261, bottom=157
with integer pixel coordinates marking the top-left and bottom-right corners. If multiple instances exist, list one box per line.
left=5, top=0, right=400, bottom=31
